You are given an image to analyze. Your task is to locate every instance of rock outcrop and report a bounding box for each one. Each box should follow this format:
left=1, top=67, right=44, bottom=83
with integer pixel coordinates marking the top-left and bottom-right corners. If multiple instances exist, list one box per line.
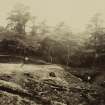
left=0, top=64, right=104, bottom=105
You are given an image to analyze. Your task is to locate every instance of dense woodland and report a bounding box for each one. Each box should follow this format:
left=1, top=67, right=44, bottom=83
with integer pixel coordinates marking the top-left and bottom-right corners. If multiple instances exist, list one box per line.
left=0, top=3, right=105, bottom=67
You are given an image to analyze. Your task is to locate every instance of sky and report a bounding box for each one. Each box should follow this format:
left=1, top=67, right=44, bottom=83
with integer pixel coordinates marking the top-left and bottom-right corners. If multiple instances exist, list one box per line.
left=0, top=0, right=105, bottom=32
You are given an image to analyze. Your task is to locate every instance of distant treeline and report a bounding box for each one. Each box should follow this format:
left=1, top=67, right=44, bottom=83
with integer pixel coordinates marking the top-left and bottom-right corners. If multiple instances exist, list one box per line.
left=0, top=4, right=105, bottom=67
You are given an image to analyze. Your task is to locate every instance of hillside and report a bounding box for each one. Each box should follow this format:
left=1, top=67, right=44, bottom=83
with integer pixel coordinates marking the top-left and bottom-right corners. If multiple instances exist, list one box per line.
left=0, top=63, right=104, bottom=105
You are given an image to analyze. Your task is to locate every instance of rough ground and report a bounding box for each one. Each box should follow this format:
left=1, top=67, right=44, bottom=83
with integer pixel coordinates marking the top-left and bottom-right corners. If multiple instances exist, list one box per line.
left=0, top=63, right=105, bottom=105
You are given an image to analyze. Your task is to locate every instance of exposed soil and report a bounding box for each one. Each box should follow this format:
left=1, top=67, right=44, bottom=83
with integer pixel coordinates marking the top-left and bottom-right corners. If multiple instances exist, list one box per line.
left=0, top=63, right=104, bottom=105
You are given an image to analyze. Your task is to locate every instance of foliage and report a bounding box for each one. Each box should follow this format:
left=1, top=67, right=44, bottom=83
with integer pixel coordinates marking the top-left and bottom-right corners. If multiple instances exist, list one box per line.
left=7, top=3, right=31, bottom=34
left=0, top=4, right=105, bottom=67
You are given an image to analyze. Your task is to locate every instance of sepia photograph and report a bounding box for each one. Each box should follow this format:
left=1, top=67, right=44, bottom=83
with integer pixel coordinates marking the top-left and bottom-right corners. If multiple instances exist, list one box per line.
left=0, top=0, right=105, bottom=105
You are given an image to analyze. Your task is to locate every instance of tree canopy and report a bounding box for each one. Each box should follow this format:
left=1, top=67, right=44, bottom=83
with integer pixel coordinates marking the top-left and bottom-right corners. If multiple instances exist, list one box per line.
left=7, top=3, right=31, bottom=34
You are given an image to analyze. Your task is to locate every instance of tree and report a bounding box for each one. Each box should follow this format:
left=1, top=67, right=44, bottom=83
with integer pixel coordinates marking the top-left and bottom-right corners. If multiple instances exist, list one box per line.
left=86, top=13, right=105, bottom=66
left=7, top=3, right=31, bottom=34
left=30, top=16, right=38, bottom=36
left=0, top=26, right=6, bottom=33
left=39, top=22, right=79, bottom=66
left=52, top=22, right=78, bottom=66
left=87, top=13, right=105, bottom=53
left=38, top=20, right=50, bottom=36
